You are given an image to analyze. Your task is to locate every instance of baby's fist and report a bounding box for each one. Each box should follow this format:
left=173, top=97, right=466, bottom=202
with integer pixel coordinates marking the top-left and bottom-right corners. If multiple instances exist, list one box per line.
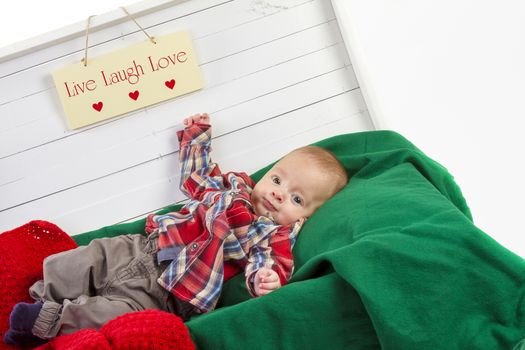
left=253, top=268, right=281, bottom=296
left=183, top=113, right=210, bottom=126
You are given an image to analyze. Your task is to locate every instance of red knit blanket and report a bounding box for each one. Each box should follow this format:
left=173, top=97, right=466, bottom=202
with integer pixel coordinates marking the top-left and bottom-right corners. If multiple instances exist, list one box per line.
left=0, top=221, right=195, bottom=350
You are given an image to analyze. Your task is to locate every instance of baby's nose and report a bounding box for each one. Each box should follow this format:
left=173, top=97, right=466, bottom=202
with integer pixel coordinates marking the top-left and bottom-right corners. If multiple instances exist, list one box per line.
left=271, top=191, right=284, bottom=202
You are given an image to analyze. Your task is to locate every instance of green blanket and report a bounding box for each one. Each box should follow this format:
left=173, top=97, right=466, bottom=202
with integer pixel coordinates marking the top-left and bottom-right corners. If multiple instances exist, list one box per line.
left=73, top=131, right=525, bottom=349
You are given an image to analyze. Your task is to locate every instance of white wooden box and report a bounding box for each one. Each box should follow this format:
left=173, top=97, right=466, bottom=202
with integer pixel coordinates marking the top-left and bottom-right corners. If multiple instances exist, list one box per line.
left=0, top=0, right=373, bottom=235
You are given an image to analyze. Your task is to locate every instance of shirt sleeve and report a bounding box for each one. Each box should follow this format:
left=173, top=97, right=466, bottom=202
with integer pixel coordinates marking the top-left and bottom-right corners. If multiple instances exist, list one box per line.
left=244, top=220, right=303, bottom=297
left=177, top=123, right=223, bottom=200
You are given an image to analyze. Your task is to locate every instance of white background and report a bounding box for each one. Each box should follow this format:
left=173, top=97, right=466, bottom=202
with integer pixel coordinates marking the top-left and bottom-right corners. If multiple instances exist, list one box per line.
left=0, top=0, right=132, bottom=49
left=333, top=0, right=525, bottom=258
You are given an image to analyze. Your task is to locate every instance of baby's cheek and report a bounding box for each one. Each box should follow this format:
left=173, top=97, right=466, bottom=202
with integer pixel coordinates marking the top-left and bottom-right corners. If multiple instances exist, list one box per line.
left=279, top=211, right=294, bottom=226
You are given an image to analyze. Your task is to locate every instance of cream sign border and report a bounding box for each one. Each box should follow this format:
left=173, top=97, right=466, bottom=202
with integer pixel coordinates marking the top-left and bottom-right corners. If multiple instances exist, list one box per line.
left=52, top=31, right=203, bottom=129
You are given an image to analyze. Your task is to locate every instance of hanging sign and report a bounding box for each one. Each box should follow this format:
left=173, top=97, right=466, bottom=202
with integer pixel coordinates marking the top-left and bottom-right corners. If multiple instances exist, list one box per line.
left=52, top=31, right=203, bottom=129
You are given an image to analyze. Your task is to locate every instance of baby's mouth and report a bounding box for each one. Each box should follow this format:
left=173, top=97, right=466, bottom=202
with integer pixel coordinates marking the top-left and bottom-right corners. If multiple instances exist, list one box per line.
left=263, top=198, right=277, bottom=212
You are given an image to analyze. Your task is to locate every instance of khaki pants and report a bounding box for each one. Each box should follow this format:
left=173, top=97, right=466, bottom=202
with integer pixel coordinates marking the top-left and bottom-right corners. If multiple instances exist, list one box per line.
left=29, top=232, right=197, bottom=339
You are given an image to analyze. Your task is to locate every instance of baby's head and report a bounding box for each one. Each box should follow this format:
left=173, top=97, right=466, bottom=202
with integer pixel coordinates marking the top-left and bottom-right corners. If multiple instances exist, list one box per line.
left=251, top=146, right=348, bottom=226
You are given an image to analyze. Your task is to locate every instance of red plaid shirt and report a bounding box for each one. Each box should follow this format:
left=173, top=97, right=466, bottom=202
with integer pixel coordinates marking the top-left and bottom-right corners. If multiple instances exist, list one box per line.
left=145, top=123, right=302, bottom=312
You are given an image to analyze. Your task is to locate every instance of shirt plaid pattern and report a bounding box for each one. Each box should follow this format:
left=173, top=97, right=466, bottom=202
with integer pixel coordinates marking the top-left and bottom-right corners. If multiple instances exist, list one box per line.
left=145, top=123, right=302, bottom=312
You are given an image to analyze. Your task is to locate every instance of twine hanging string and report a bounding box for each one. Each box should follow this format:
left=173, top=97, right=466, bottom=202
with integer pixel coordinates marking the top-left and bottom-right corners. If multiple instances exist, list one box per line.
left=82, top=15, right=95, bottom=67
left=119, top=6, right=157, bottom=45
left=82, top=6, right=156, bottom=67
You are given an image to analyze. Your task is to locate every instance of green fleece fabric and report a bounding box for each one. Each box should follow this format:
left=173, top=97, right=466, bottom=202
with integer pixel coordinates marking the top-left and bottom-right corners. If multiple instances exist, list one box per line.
left=73, top=130, right=525, bottom=350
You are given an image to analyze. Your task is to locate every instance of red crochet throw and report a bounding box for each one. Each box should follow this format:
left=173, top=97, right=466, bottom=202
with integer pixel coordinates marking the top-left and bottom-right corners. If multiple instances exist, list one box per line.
left=0, top=221, right=77, bottom=350
left=0, top=221, right=195, bottom=350
left=36, top=310, right=195, bottom=350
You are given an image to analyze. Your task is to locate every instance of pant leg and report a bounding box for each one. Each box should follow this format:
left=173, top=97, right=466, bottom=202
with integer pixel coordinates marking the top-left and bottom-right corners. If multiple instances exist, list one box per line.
left=29, top=233, right=150, bottom=302
left=33, top=295, right=141, bottom=337
left=30, top=232, right=177, bottom=338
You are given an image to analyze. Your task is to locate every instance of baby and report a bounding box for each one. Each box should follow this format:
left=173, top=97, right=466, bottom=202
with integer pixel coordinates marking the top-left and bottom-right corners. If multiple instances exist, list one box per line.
left=4, top=113, right=348, bottom=348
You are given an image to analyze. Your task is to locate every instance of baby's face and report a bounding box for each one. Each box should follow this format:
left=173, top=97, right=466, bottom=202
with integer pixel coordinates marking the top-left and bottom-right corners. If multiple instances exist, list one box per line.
left=251, top=152, right=335, bottom=226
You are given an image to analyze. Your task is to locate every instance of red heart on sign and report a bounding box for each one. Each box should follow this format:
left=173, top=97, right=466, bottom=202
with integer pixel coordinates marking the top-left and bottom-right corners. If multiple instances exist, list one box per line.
left=92, top=102, right=103, bottom=112
left=129, top=90, right=139, bottom=100
left=165, top=79, right=176, bottom=89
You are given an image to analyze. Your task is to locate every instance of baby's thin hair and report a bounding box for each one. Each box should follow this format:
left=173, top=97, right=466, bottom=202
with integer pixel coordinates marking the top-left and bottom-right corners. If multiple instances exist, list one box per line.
left=286, top=145, right=348, bottom=196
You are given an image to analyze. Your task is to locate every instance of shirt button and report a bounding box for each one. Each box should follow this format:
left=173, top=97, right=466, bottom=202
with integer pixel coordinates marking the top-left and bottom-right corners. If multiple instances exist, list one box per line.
left=190, top=243, right=199, bottom=251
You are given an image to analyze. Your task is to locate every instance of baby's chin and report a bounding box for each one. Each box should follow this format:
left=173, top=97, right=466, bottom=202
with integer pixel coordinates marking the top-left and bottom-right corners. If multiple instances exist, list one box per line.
left=252, top=201, right=279, bottom=224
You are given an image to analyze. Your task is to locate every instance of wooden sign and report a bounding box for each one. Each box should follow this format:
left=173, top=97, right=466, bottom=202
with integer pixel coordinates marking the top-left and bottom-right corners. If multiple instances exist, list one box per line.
left=52, top=31, right=203, bottom=129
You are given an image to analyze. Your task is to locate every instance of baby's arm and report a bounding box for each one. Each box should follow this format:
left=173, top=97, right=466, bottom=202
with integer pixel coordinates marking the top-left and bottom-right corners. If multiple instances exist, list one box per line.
left=177, top=113, right=222, bottom=200
left=245, top=227, right=295, bottom=297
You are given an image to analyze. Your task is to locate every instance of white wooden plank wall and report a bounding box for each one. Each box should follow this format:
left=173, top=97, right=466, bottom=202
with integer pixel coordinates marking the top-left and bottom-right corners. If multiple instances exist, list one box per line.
left=0, top=0, right=373, bottom=235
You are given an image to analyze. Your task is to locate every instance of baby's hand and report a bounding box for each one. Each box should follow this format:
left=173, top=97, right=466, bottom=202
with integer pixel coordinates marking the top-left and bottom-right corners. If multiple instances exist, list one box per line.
left=183, top=113, right=210, bottom=126
left=253, top=268, right=281, bottom=296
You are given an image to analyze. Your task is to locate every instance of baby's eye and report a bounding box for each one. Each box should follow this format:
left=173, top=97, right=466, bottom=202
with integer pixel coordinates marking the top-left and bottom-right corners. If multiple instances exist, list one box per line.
left=292, top=195, right=303, bottom=205
left=271, top=175, right=281, bottom=185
